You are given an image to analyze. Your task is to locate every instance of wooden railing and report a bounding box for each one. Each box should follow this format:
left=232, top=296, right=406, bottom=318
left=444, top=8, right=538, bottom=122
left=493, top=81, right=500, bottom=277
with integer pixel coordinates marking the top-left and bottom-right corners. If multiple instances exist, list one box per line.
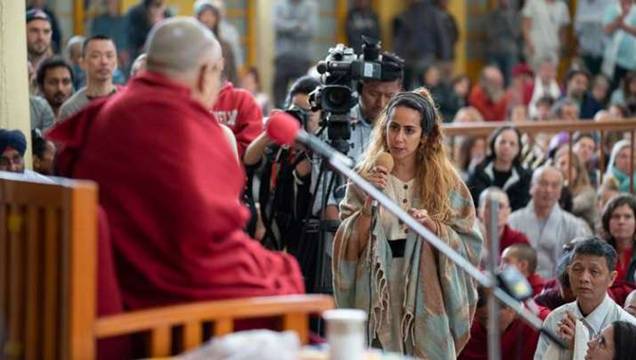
left=442, top=119, right=636, bottom=191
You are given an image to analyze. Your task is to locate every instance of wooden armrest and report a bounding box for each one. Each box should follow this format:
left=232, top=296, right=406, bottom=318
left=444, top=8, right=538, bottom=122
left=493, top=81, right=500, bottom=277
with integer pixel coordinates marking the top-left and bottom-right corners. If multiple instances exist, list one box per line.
left=95, top=294, right=334, bottom=339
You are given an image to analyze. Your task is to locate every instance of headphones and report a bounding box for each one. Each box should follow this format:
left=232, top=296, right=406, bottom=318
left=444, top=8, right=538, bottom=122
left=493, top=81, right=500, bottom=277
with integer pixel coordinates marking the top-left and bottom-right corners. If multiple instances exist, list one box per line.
left=384, top=92, right=436, bottom=135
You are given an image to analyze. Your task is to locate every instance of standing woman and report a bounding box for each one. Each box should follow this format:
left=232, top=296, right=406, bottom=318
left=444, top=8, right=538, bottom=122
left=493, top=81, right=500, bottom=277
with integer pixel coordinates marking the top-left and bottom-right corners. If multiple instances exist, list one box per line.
left=601, top=194, right=636, bottom=283
left=467, top=125, right=532, bottom=211
left=333, top=89, right=483, bottom=358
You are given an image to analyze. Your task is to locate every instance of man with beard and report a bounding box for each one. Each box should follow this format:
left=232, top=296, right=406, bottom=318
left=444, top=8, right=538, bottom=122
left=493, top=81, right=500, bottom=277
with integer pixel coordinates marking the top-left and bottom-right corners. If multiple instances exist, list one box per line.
left=26, top=9, right=53, bottom=70
left=58, top=35, right=119, bottom=120
left=468, top=65, right=511, bottom=121
left=36, top=56, right=74, bottom=117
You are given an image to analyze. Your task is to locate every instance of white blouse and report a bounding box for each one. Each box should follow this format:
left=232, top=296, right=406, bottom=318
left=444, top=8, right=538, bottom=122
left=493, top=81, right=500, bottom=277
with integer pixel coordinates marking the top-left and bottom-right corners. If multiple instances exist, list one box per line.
left=379, top=175, right=416, bottom=241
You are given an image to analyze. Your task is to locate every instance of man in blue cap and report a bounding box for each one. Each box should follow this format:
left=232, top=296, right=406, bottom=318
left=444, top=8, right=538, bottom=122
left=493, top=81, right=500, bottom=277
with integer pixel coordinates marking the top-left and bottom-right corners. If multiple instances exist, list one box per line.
left=0, top=129, right=51, bottom=181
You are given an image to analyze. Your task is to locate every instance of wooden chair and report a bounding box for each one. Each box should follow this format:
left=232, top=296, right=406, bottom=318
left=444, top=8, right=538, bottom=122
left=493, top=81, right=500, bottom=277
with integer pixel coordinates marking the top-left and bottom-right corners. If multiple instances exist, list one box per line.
left=0, top=173, right=334, bottom=359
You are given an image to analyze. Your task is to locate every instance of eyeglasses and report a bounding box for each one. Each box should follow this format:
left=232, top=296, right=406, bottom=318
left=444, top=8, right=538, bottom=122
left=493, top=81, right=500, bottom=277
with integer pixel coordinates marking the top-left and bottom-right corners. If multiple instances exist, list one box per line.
left=0, top=154, right=23, bottom=167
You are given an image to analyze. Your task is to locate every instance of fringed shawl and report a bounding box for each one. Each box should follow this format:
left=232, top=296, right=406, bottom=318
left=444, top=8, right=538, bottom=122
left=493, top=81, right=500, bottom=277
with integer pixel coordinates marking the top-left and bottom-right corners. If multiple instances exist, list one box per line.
left=332, top=177, right=483, bottom=359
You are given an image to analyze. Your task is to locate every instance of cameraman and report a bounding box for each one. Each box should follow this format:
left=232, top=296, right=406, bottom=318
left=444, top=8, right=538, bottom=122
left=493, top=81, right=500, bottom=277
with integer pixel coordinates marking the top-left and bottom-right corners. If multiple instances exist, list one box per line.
left=244, top=76, right=321, bottom=253
left=318, top=51, right=404, bottom=220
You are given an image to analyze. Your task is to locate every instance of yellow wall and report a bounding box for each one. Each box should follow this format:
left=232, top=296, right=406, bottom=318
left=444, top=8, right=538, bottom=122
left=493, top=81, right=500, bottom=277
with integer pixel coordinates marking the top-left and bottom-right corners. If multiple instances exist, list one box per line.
left=1, top=0, right=32, bottom=167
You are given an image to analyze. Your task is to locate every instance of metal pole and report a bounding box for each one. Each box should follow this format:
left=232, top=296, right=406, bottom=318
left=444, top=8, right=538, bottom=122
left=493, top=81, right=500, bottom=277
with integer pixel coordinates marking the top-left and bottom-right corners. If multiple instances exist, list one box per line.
left=486, top=199, right=501, bottom=360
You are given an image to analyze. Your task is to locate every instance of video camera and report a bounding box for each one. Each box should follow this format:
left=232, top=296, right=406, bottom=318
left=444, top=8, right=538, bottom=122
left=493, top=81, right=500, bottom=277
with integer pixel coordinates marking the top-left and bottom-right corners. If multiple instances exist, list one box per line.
left=309, top=37, right=398, bottom=154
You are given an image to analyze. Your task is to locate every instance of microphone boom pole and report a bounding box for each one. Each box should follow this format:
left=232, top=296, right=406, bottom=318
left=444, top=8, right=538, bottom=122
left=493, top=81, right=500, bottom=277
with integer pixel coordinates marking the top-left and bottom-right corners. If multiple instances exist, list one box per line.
left=297, top=131, right=566, bottom=351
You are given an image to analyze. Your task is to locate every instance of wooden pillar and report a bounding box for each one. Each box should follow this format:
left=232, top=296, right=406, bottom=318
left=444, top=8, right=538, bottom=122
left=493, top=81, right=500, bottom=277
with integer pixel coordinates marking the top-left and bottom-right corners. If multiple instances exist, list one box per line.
left=448, top=0, right=467, bottom=77
left=0, top=0, right=32, bottom=166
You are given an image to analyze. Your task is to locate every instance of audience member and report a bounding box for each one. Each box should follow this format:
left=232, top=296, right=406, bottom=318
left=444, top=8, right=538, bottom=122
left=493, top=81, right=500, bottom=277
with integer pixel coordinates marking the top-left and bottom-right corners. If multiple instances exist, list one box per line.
left=532, top=95, right=555, bottom=121
left=529, top=57, right=560, bottom=119
left=272, top=0, right=318, bottom=107
left=602, top=0, right=636, bottom=90
left=551, top=97, right=580, bottom=122
left=509, top=165, right=592, bottom=277
left=553, top=146, right=597, bottom=229
left=625, top=290, right=636, bottom=316
left=534, top=237, right=636, bottom=359
left=601, top=194, right=636, bottom=284
left=586, top=321, right=636, bottom=360
left=47, top=18, right=304, bottom=315
left=563, top=68, right=603, bottom=119
left=610, top=71, right=636, bottom=107
left=393, top=0, right=448, bottom=90
left=606, top=140, right=636, bottom=193
left=521, top=0, right=570, bottom=71
left=434, top=0, right=459, bottom=79
left=129, top=53, right=147, bottom=77
left=36, top=56, right=74, bottom=117
left=334, top=88, right=482, bottom=357
left=573, top=132, right=599, bottom=187
left=210, top=0, right=245, bottom=71
left=468, top=66, right=510, bottom=121
left=1, top=129, right=50, bottom=181
left=574, top=0, right=610, bottom=75
left=456, top=136, right=486, bottom=181
left=592, top=74, right=612, bottom=107
left=194, top=0, right=238, bottom=85
left=502, top=244, right=546, bottom=295
left=345, top=0, right=380, bottom=53
left=507, top=63, right=534, bottom=110
left=31, top=129, right=55, bottom=176
left=453, top=106, right=483, bottom=123
left=211, top=72, right=263, bottom=159
left=239, top=66, right=271, bottom=115
left=459, top=286, right=540, bottom=360
left=468, top=126, right=531, bottom=211
left=58, top=35, right=119, bottom=120
left=65, top=35, right=86, bottom=89
left=445, top=75, right=471, bottom=121
left=484, top=0, right=520, bottom=86
left=478, top=187, right=529, bottom=259
left=124, top=0, right=171, bottom=70
left=534, top=248, right=576, bottom=310
left=90, top=0, right=129, bottom=70
left=26, top=9, right=53, bottom=70
left=597, top=177, right=621, bottom=224
left=27, top=0, right=62, bottom=53
left=422, top=64, right=454, bottom=122
left=29, top=94, right=55, bottom=131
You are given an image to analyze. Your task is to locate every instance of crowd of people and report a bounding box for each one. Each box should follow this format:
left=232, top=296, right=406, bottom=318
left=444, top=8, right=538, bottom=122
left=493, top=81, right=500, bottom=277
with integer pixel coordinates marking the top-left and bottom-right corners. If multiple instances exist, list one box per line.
left=2, top=0, right=636, bottom=359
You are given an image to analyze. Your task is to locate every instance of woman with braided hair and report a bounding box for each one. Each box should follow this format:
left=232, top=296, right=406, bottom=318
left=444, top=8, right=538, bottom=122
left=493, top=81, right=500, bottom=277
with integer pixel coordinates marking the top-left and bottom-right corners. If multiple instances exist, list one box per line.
left=333, top=88, right=483, bottom=358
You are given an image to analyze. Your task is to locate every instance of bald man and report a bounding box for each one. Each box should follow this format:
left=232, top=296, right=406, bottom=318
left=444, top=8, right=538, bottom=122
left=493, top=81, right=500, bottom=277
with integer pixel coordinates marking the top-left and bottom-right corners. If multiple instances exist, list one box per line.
left=625, top=290, right=636, bottom=317
left=48, top=18, right=303, bottom=312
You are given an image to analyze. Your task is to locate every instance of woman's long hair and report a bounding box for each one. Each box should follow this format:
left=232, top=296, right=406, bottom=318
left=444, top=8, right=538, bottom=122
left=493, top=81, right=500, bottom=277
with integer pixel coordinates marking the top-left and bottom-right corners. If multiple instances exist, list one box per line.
left=553, top=146, right=591, bottom=195
left=601, top=194, right=636, bottom=249
left=483, top=125, right=523, bottom=166
left=357, top=87, right=459, bottom=223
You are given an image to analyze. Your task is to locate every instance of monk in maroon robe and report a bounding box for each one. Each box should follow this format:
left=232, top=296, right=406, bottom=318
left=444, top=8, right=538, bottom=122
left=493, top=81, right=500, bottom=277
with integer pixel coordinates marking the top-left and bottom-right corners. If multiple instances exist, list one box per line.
left=47, top=18, right=304, bottom=313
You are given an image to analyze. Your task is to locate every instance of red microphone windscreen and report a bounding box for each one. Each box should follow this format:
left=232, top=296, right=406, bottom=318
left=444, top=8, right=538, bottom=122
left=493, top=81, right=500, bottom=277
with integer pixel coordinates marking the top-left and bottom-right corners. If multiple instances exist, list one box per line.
left=266, top=111, right=301, bottom=146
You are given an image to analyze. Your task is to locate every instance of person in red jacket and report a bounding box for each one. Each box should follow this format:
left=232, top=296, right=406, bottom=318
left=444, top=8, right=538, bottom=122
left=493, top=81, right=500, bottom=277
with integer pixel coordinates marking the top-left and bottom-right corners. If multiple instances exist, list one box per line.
left=213, top=81, right=263, bottom=159
left=468, top=65, right=511, bottom=121
left=47, top=18, right=303, bottom=313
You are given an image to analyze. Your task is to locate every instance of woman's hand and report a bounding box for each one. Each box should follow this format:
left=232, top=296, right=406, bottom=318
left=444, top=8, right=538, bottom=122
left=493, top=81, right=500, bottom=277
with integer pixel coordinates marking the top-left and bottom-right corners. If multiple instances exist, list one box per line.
left=408, top=208, right=437, bottom=234
left=367, top=165, right=389, bottom=191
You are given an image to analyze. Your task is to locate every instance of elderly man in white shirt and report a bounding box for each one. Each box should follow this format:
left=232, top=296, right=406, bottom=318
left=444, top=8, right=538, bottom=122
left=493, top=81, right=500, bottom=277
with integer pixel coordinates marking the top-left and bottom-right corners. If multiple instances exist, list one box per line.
left=509, top=165, right=591, bottom=278
left=534, top=237, right=636, bottom=360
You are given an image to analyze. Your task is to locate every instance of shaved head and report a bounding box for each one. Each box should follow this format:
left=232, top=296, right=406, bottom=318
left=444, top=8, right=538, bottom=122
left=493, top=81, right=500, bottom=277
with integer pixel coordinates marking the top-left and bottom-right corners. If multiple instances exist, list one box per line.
left=145, top=17, right=222, bottom=76
left=626, top=290, right=636, bottom=317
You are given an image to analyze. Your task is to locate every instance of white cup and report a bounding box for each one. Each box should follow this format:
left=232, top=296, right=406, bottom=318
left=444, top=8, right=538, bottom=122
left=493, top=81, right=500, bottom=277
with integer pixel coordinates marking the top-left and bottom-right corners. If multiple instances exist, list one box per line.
left=322, top=309, right=367, bottom=360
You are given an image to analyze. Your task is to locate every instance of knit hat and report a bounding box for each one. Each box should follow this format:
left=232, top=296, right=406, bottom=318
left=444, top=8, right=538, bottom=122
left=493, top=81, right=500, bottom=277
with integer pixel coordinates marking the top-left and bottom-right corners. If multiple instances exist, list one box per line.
left=193, top=0, right=219, bottom=16
left=0, top=129, right=27, bottom=156
left=26, top=9, right=50, bottom=24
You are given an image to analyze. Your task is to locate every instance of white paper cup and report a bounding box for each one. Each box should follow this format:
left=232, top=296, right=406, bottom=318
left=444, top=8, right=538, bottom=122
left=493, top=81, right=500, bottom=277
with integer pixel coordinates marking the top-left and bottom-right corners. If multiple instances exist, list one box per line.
left=322, top=309, right=367, bottom=360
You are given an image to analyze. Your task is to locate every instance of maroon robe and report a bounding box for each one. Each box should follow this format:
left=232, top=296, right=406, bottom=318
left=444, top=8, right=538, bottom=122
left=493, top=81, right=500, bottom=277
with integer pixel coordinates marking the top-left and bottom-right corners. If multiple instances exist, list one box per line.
left=458, top=318, right=540, bottom=360
left=47, top=71, right=304, bottom=312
